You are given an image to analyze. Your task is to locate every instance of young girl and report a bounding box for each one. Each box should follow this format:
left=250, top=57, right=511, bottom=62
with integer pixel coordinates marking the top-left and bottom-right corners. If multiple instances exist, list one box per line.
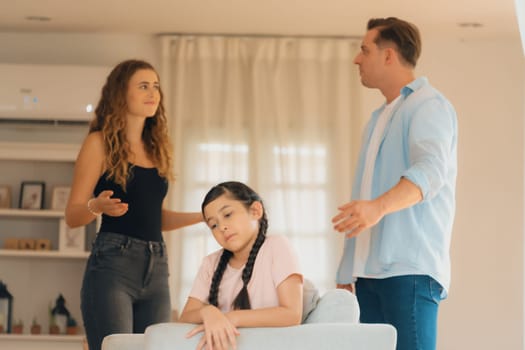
left=65, top=59, right=202, bottom=350
left=179, top=181, right=303, bottom=350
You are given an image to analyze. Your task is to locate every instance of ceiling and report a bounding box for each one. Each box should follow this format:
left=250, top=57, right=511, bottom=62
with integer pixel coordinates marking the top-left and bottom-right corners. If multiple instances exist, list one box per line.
left=0, top=0, right=520, bottom=40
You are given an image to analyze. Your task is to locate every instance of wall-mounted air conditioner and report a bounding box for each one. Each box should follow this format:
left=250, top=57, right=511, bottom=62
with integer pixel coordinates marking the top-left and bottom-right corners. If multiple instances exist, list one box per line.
left=0, top=63, right=111, bottom=125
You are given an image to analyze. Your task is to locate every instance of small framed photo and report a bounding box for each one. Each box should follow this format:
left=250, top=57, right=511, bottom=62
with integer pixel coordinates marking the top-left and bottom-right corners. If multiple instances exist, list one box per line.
left=35, top=239, right=52, bottom=251
left=58, top=219, right=85, bottom=252
left=51, top=186, right=71, bottom=210
left=19, top=181, right=45, bottom=210
left=0, top=185, right=11, bottom=208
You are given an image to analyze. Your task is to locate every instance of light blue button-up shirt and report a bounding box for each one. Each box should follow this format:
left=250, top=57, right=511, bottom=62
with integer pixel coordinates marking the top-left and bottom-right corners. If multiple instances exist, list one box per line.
left=336, top=77, right=458, bottom=297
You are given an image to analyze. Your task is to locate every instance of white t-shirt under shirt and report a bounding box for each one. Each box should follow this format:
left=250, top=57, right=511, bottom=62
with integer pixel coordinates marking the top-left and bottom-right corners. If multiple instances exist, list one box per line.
left=189, top=235, right=302, bottom=313
left=353, top=96, right=401, bottom=277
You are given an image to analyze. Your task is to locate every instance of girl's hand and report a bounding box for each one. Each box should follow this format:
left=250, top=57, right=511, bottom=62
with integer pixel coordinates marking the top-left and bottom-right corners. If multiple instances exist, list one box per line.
left=93, top=190, right=128, bottom=217
left=186, top=305, right=240, bottom=350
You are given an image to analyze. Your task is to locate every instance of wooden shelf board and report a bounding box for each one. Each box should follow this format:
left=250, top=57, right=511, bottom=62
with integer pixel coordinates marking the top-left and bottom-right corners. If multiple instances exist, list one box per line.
left=0, top=249, right=89, bottom=259
left=0, top=334, right=84, bottom=342
left=0, top=141, right=79, bottom=162
left=0, top=208, right=65, bottom=218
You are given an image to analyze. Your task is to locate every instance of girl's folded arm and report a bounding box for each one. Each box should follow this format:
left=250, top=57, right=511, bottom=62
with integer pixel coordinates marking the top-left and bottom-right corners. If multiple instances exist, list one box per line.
left=179, top=297, right=208, bottom=324
left=226, top=274, right=303, bottom=327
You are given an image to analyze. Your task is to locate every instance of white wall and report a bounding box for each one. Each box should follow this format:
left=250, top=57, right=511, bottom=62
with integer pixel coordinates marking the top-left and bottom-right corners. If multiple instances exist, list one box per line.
left=418, top=36, right=525, bottom=350
left=413, top=36, right=523, bottom=349
left=0, top=32, right=161, bottom=68
left=2, top=31, right=525, bottom=349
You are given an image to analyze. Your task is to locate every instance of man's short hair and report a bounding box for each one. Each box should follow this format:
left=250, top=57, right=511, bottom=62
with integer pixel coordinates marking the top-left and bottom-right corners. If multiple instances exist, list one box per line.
left=367, top=17, right=421, bottom=67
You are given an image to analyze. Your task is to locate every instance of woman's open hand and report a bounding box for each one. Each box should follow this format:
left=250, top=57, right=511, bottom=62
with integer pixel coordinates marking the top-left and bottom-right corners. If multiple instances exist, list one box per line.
left=94, top=190, right=128, bottom=217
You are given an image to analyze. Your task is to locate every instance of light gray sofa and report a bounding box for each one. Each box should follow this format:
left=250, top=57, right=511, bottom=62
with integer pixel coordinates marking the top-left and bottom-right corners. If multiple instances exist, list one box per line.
left=102, top=322, right=396, bottom=350
left=102, top=289, right=397, bottom=350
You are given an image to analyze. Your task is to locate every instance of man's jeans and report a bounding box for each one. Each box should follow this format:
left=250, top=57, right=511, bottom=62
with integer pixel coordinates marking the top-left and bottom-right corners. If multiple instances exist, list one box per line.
left=81, top=232, right=171, bottom=350
left=356, top=275, right=443, bottom=350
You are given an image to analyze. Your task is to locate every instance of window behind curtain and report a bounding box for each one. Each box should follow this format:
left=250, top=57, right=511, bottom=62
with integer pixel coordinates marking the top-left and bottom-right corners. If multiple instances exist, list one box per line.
left=162, top=35, right=359, bottom=311
left=175, top=138, right=333, bottom=310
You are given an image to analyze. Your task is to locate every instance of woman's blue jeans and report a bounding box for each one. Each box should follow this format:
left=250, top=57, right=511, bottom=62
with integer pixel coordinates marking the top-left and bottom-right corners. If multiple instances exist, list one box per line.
left=81, top=232, right=171, bottom=350
left=355, top=275, right=443, bottom=350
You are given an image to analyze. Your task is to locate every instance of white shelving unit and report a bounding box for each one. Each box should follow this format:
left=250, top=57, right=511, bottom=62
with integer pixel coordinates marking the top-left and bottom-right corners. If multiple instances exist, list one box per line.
left=0, top=141, right=80, bottom=162
left=0, top=140, right=89, bottom=349
left=0, top=334, right=85, bottom=350
left=0, top=208, right=64, bottom=218
left=0, top=249, right=89, bottom=259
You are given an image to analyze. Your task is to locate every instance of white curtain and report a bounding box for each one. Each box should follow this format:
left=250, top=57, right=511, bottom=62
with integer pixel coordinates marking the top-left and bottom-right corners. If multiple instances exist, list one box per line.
left=160, top=35, right=361, bottom=312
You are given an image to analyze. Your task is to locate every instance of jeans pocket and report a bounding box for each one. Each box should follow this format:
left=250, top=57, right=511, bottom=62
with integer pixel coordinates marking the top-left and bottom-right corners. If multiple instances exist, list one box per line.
left=429, top=278, right=444, bottom=304
left=92, top=237, right=126, bottom=257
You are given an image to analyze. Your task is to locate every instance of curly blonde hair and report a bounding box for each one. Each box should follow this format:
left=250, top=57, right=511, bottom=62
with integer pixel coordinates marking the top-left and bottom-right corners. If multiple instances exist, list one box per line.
left=89, top=59, right=174, bottom=190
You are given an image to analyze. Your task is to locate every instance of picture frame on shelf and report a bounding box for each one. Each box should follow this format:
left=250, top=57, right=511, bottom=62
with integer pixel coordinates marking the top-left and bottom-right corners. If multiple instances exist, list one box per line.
left=0, top=185, right=11, bottom=208
left=4, top=238, right=18, bottom=250
left=58, top=219, right=85, bottom=252
left=36, top=239, right=52, bottom=251
left=51, top=186, right=71, bottom=210
left=19, top=181, right=45, bottom=210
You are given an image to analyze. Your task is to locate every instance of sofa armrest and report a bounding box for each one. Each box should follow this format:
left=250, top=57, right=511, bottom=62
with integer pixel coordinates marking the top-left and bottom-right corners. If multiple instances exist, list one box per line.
left=102, top=333, right=145, bottom=350
left=304, top=289, right=360, bottom=324
left=145, top=322, right=396, bottom=350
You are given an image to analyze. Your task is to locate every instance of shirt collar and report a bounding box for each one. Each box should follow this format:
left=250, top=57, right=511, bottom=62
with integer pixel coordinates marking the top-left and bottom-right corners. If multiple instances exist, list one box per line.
left=400, top=76, right=429, bottom=97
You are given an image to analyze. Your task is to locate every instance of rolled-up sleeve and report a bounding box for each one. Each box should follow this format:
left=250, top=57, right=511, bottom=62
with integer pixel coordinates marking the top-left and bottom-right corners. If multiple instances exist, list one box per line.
left=403, top=98, right=457, bottom=201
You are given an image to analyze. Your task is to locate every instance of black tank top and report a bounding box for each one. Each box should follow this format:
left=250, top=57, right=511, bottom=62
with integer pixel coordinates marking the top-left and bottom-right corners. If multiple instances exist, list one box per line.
left=94, top=165, right=168, bottom=242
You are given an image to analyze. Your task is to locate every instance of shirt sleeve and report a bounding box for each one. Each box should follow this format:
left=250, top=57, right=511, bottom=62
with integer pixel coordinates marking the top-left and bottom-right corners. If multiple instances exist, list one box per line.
left=188, top=251, right=220, bottom=304
left=402, top=97, right=457, bottom=200
left=268, top=235, right=303, bottom=287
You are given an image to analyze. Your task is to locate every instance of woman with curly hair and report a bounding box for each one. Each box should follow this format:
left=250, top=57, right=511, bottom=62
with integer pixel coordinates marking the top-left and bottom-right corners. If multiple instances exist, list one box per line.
left=65, top=59, right=202, bottom=350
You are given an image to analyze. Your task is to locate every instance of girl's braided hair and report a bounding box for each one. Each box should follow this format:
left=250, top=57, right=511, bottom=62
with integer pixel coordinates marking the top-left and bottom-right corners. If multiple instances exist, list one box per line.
left=203, top=181, right=268, bottom=310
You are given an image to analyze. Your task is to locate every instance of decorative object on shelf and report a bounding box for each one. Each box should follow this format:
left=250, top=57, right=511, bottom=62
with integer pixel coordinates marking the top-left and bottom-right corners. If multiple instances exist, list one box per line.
left=30, top=317, right=41, bottom=334
left=4, top=238, right=19, bottom=250
left=59, top=218, right=85, bottom=252
left=51, top=294, right=70, bottom=334
left=12, top=319, right=23, bottom=334
left=18, top=238, right=36, bottom=250
left=49, top=307, right=60, bottom=334
left=49, top=323, right=60, bottom=334
left=51, top=186, right=71, bottom=210
left=0, top=185, right=11, bottom=208
left=19, top=181, right=45, bottom=210
left=0, top=280, right=13, bottom=333
left=96, top=215, right=102, bottom=232
left=3, top=238, right=53, bottom=251
left=66, top=316, right=78, bottom=335
left=48, top=302, right=60, bottom=335
left=36, top=238, right=52, bottom=251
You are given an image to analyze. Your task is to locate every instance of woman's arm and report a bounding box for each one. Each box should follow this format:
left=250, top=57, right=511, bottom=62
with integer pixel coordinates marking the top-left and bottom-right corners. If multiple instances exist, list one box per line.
left=226, top=274, right=303, bottom=327
left=65, top=133, right=106, bottom=228
left=65, top=132, right=128, bottom=227
left=161, top=210, right=203, bottom=231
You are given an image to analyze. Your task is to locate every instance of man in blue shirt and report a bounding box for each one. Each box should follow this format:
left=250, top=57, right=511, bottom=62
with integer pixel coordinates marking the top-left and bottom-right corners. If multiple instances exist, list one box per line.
left=333, top=17, right=458, bottom=350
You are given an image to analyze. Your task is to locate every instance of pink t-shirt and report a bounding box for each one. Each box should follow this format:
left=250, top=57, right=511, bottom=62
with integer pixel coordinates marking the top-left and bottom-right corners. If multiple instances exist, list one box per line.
left=189, top=235, right=302, bottom=312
